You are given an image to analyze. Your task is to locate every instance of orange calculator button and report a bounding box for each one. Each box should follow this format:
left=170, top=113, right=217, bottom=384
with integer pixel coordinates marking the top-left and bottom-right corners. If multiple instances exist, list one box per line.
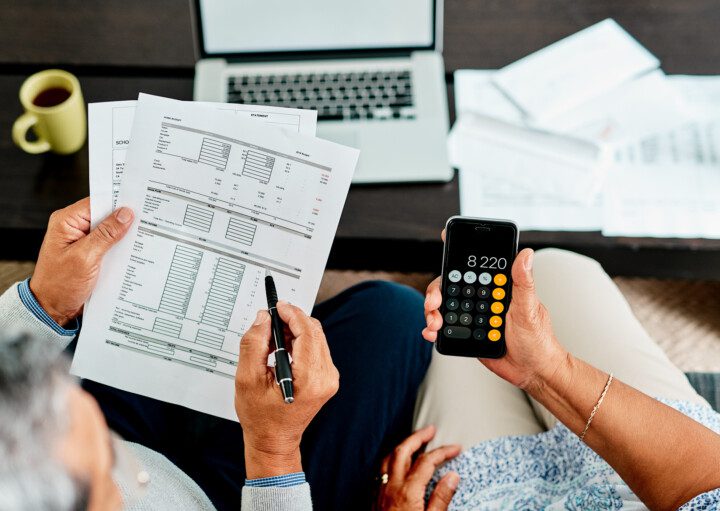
left=488, top=329, right=501, bottom=342
left=494, top=273, right=507, bottom=286
left=489, top=315, right=503, bottom=328
left=491, top=302, right=504, bottom=314
left=492, top=288, right=505, bottom=300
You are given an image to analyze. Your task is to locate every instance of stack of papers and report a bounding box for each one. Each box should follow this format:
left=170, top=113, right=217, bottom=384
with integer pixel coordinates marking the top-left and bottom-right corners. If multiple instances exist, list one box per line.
left=452, top=18, right=720, bottom=238
left=73, top=94, right=359, bottom=419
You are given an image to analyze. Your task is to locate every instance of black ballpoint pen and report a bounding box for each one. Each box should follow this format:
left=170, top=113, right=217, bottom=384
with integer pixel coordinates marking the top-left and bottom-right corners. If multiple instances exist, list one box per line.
left=265, top=269, right=294, bottom=404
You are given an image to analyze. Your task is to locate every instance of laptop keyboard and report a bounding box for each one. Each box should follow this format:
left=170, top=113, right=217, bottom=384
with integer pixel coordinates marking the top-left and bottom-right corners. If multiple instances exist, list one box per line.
left=226, top=70, right=415, bottom=121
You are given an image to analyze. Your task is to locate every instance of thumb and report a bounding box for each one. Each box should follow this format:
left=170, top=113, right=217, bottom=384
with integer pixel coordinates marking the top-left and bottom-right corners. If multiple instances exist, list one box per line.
left=80, top=207, right=134, bottom=262
left=238, top=310, right=272, bottom=378
left=427, top=472, right=460, bottom=510
left=510, top=248, right=540, bottom=317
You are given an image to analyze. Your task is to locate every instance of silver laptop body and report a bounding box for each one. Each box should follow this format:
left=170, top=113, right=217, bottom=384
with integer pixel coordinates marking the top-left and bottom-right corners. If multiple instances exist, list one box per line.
left=191, top=0, right=451, bottom=183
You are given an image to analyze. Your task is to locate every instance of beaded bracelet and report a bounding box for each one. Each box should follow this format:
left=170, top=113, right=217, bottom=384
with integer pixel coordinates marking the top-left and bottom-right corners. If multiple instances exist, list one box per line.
left=579, top=372, right=614, bottom=441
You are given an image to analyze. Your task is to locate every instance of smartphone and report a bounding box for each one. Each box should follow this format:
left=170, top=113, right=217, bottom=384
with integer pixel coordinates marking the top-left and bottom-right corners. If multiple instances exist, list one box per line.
left=435, top=216, right=518, bottom=358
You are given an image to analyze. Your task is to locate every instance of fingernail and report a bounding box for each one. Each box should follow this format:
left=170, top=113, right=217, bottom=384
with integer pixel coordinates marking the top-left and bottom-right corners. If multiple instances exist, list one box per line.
left=116, top=207, right=133, bottom=224
left=253, top=310, right=269, bottom=325
left=446, top=472, right=460, bottom=489
left=524, top=250, right=534, bottom=272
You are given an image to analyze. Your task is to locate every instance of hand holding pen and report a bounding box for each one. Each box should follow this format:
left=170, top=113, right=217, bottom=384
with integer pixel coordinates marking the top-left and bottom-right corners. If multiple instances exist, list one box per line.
left=265, top=270, right=295, bottom=403
left=234, top=285, right=340, bottom=478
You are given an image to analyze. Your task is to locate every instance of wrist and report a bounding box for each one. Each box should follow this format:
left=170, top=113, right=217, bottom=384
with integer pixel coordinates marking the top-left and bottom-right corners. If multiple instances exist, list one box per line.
left=244, top=441, right=302, bottom=479
left=525, top=348, right=575, bottom=401
left=28, top=279, right=74, bottom=327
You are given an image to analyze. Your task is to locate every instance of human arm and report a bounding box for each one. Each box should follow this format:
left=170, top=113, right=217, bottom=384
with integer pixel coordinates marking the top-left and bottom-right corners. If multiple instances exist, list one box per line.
left=0, top=198, right=133, bottom=349
left=423, top=247, right=720, bottom=510
left=235, top=302, right=341, bottom=510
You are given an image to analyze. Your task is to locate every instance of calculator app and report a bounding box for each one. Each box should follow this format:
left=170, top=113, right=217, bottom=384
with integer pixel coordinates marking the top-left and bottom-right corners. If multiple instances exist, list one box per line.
left=439, top=220, right=517, bottom=357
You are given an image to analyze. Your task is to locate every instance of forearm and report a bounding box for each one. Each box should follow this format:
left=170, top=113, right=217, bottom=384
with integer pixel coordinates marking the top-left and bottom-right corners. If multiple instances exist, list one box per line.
left=0, top=281, right=78, bottom=351
left=529, top=354, right=720, bottom=510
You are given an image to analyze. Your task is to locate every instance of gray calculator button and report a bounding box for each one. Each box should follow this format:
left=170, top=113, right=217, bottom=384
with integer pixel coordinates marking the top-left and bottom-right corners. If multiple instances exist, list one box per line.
left=477, top=286, right=490, bottom=299
left=478, top=272, right=492, bottom=285
left=460, top=300, right=474, bottom=312
left=459, top=313, right=472, bottom=326
left=475, top=315, right=487, bottom=326
left=463, top=271, right=477, bottom=284
left=461, top=285, right=475, bottom=298
left=448, top=270, right=462, bottom=283
left=446, top=298, right=459, bottom=311
left=444, top=312, right=458, bottom=324
left=444, top=326, right=471, bottom=339
left=473, top=329, right=487, bottom=340
left=476, top=301, right=489, bottom=313
left=446, top=284, right=460, bottom=297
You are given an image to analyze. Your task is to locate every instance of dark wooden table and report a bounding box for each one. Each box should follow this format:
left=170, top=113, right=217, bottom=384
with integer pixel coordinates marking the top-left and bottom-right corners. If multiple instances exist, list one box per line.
left=2, top=0, right=720, bottom=278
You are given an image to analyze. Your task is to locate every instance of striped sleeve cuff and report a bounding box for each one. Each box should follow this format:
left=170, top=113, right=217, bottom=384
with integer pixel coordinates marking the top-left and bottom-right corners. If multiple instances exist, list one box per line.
left=18, top=279, right=79, bottom=337
left=245, top=472, right=306, bottom=488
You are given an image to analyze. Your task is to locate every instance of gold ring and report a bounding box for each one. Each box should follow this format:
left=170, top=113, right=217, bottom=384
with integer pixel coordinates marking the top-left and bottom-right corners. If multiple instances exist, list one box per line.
left=380, top=473, right=389, bottom=485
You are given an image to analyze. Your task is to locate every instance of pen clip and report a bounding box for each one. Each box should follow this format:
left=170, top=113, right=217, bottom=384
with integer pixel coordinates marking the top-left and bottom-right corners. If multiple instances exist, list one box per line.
left=266, top=349, right=293, bottom=368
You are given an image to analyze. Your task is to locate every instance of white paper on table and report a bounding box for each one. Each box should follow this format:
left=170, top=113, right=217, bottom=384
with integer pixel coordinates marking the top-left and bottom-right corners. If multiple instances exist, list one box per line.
left=611, top=75, right=720, bottom=166
left=670, top=75, right=720, bottom=117
left=614, top=118, right=720, bottom=166
left=74, top=94, right=358, bottom=420
left=453, top=69, right=524, bottom=124
left=88, top=100, right=317, bottom=228
left=449, top=114, right=608, bottom=203
left=602, top=163, right=720, bottom=238
left=536, top=71, right=692, bottom=145
left=459, top=167, right=603, bottom=231
left=492, top=19, right=659, bottom=121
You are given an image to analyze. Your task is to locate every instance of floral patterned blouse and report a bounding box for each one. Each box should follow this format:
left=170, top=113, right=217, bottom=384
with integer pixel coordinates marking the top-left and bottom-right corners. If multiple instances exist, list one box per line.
left=431, top=399, right=720, bottom=510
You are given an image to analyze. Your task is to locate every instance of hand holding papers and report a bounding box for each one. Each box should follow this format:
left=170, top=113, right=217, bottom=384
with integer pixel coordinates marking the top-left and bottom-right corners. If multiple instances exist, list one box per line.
left=74, top=94, right=358, bottom=419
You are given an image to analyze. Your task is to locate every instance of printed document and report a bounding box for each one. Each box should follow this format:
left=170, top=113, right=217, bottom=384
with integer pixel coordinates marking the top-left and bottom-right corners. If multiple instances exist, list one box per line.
left=606, top=116, right=720, bottom=238
left=492, top=19, right=659, bottom=120
left=73, top=94, right=358, bottom=420
left=459, top=167, right=603, bottom=231
left=603, top=163, right=720, bottom=238
left=670, top=75, right=720, bottom=116
left=614, top=118, right=720, bottom=167
left=450, top=115, right=606, bottom=231
left=454, top=70, right=688, bottom=147
left=89, top=100, right=317, bottom=227
left=453, top=69, right=523, bottom=124
left=449, top=114, right=607, bottom=203
left=535, top=71, right=689, bottom=145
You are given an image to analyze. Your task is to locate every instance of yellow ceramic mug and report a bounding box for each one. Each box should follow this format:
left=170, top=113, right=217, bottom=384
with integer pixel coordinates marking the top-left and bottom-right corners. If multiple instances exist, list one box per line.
left=12, top=69, right=86, bottom=155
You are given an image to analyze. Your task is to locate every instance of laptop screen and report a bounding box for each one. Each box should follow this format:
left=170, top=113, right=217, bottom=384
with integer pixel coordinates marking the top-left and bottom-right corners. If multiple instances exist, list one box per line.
left=197, top=0, right=435, bottom=56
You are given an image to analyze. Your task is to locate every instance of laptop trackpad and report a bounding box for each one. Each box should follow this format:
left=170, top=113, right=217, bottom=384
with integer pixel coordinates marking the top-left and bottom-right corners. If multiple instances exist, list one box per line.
left=321, top=129, right=360, bottom=150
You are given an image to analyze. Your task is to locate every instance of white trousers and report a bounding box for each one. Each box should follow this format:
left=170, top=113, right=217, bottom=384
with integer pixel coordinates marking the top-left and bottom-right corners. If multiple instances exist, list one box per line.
left=413, top=249, right=706, bottom=450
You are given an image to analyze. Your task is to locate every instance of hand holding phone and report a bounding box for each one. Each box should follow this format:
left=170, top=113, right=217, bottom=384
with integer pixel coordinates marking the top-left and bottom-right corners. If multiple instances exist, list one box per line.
left=435, top=216, right=518, bottom=358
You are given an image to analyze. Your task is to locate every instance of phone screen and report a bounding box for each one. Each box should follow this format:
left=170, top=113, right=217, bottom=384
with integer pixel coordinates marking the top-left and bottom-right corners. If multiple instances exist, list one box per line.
left=436, top=217, right=518, bottom=358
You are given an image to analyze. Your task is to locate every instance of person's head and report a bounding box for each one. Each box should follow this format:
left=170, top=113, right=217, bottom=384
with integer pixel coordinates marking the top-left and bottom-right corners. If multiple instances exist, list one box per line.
left=0, top=333, right=121, bottom=511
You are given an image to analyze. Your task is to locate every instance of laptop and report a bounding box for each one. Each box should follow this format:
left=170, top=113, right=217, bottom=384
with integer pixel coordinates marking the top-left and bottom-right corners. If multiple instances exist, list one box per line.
left=191, top=0, right=452, bottom=183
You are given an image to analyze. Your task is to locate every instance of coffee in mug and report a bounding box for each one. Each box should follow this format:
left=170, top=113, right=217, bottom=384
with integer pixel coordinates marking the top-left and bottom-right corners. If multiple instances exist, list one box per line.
left=12, top=69, right=86, bottom=155
left=33, top=87, right=72, bottom=108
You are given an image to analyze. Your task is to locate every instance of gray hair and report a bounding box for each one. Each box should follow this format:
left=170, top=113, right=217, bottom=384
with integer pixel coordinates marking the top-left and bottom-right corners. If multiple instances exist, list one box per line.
left=0, top=332, right=89, bottom=510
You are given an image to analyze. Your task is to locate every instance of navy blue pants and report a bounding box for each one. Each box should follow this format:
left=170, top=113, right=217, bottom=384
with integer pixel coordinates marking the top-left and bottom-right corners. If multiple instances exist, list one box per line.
left=82, top=281, right=433, bottom=510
